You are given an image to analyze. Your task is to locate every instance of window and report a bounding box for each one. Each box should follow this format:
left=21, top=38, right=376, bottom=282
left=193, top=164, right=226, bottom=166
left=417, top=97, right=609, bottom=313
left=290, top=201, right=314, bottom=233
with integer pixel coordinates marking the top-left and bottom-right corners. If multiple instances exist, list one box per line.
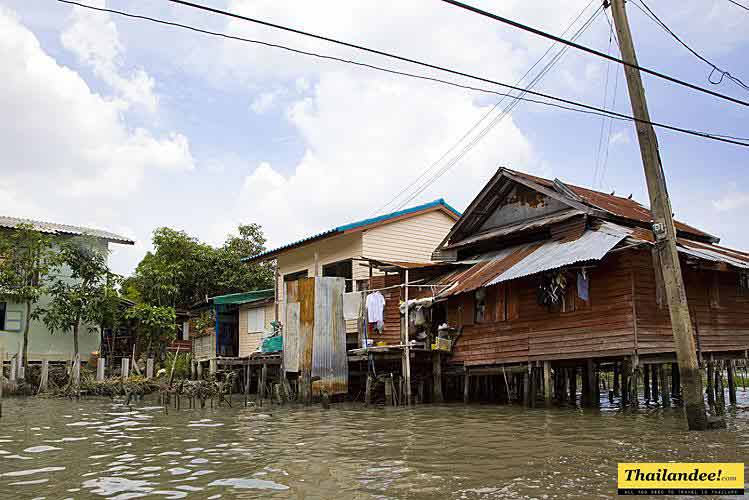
left=0, top=302, right=5, bottom=331
left=355, top=279, right=370, bottom=292
left=247, top=307, right=266, bottom=333
left=474, top=288, right=487, bottom=323
left=494, top=283, right=518, bottom=321
left=284, top=269, right=309, bottom=282
left=322, top=259, right=353, bottom=292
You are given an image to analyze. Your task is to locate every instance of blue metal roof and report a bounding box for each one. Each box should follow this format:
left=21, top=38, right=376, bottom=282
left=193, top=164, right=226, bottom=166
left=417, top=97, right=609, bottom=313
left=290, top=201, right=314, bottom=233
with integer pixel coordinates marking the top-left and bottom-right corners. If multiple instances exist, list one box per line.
left=243, top=199, right=460, bottom=262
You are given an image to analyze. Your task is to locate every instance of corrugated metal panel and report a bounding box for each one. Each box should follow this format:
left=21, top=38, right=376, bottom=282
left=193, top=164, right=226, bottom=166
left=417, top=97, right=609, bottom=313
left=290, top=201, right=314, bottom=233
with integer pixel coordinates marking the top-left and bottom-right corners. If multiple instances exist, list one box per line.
left=211, top=289, right=273, bottom=305
left=678, top=241, right=749, bottom=269
left=297, top=278, right=316, bottom=380
left=283, top=302, right=300, bottom=372
left=311, top=277, right=348, bottom=396
left=436, top=222, right=631, bottom=297
left=0, top=215, right=134, bottom=244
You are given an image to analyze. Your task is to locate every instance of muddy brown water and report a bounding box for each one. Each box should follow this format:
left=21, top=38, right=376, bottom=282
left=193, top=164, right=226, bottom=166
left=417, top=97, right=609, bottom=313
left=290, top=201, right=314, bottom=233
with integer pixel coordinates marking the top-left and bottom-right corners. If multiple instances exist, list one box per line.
left=0, top=394, right=747, bottom=499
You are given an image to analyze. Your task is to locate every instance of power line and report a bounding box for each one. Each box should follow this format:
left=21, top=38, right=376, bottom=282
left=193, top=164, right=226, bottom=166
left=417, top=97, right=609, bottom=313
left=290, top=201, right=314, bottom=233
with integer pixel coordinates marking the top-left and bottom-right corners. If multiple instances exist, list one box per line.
left=440, top=0, right=749, bottom=107
left=56, top=0, right=749, bottom=148
left=633, top=0, right=749, bottom=92
left=372, top=0, right=602, bottom=216
left=727, top=0, right=749, bottom=12
left=388, top=5, right=605, bottom=213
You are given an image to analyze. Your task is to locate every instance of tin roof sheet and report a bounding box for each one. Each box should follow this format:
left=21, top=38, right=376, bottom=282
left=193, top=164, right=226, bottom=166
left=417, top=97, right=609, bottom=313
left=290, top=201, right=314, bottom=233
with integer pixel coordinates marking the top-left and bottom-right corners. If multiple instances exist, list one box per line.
left=0, top=216, right=134, bottom=244
left=211, top=289, right=274, bottom=305
left=438, top=222, right=631, bottom=296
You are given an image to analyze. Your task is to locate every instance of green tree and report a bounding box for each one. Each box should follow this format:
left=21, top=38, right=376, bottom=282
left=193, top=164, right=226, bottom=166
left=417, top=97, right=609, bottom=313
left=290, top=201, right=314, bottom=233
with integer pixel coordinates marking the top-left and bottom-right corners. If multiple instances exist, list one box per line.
left=124, top=224, right=273, bottom=310
left=36, top=237, right=119, bottom=363
left=0, top=224, right=57, bottom=372
left=124, top=303, right=177, bottom=356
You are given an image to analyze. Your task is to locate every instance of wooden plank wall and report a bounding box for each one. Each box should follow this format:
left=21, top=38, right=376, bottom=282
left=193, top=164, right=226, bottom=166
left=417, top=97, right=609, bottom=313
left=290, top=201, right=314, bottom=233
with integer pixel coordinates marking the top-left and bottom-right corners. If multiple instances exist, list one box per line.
left=631, top=249, right=749, bottom=355
left=369, top=274, right=403, bottom=345
left=446, top=252, right=637, bottom=366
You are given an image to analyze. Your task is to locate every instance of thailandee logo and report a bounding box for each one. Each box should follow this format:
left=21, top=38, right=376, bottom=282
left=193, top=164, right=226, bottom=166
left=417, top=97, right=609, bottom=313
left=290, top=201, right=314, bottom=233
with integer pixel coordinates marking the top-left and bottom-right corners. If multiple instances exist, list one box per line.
left=617, top=463, right=744, bottom=495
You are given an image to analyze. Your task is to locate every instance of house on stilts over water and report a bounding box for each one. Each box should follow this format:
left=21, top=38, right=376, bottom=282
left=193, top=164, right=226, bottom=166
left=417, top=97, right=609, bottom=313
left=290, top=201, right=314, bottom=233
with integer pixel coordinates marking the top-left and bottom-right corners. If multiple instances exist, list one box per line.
left=359, top=167, right=749, bottom=408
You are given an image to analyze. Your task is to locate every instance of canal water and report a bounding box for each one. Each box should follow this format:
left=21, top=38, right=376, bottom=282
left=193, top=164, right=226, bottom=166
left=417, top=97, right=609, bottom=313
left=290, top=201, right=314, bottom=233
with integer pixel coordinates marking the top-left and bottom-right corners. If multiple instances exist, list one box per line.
left=0, top=395, right=747, bottom=499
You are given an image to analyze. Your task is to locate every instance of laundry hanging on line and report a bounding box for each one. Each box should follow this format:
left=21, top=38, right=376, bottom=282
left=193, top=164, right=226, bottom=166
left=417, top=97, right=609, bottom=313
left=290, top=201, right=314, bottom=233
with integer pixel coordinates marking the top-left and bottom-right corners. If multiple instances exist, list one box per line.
left=366, top=291, right=385, bottom=332
left=342, top=292, right=362, bottom=321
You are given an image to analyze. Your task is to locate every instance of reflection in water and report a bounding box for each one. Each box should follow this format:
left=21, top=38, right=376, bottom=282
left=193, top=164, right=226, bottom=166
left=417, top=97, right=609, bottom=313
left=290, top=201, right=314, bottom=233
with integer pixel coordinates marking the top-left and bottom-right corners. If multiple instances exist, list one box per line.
left=0, top=394, right=747, bottom=498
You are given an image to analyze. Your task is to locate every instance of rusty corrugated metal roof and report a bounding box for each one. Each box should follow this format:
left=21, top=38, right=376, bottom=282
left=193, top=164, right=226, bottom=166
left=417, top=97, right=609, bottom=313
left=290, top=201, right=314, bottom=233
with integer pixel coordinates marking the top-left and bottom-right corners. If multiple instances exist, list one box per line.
left=503, top=168, right=713, bottom=240
left=436, top=222, right=631, bottom=297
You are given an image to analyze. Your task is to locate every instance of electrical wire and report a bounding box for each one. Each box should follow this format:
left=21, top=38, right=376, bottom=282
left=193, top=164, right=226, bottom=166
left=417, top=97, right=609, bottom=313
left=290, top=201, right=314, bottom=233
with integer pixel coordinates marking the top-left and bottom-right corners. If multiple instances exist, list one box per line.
left=55, top=0, right=749, bottom=148
left=633, top=0, right=749, bottom=92
left=727, top=0, right=749, bottom=12
left=440, top=0, right=749, bottom=107
left=371, top=0, right=602, bottom=216
left=389, top=6, right=605, bottom=213
left=592, top=25, right=614, bottom=188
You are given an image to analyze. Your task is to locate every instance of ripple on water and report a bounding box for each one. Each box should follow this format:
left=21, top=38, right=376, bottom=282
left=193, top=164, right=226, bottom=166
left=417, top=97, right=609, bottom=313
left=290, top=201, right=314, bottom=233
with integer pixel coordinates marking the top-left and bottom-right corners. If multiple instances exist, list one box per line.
left=208, top=478, right=290, bottom=490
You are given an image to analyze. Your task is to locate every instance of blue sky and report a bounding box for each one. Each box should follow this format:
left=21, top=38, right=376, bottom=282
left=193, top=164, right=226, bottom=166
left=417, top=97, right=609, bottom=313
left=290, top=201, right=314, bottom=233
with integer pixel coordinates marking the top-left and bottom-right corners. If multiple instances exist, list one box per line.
left=1, top=0, right=747, bottom=276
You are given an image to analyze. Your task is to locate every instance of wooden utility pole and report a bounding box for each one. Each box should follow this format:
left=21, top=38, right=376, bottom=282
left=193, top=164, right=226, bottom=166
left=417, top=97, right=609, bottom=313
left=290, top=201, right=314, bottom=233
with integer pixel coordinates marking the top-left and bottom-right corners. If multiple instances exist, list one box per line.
left=609, top=0, right=707, bottom=430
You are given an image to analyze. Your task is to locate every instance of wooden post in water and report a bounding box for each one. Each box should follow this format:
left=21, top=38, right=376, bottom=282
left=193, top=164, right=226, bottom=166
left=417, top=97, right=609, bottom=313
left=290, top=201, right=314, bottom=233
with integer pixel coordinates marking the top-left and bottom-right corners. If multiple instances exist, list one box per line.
left=651, top=365, right=659, bottom=403
left=209, top=358, right=217, bottom=377
left=146, top=358, right=154, bottom=380
left=244, top=364, right=251, bottom=407
left=543, top=361, right=552, bottom=405
left=259, top=363, right=268, bottom=401
left=9, top=354, right=16, bottom=383
left=643, top=364, right=651, bottom=401
left=365, top=374, right=374, bottom=406
left=0, top=350, right=5, bottom=418
left=660, top=364, right=671, bottom=407
left=727, top=360, right=737, bottom=405
left=403, top=270, right=412, bottom=406
left=463, top=369, right=470, bottom=404
left=714, top=360, right=725, bottom=410
left=432, top=352, right=443, bottom=403
left=385, top=374, right=394, bottom=406
left=523, top=364, right=531, bottom=407
left=621, top=358, right=632, bottom=407
left=613, top=361, right=621, bottom=397
left=631, top=357, right=640, bottom=407
left=121, top=357, right=129, bottom=381
left=706, top=361, right=715, bottom=410
left=671, top=363, right=681, bottom=402
left=40, top=360, right=49, bottom=393
left=96, top=358, right=105, bottom=381
left=568, top=367, right=576, bottom=404
left=585, top=359, right=596, bottom=407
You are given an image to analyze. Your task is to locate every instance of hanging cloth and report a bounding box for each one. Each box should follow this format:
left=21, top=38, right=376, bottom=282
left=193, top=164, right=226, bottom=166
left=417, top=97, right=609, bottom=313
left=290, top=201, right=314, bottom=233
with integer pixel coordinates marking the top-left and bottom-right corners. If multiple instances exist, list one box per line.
left=366, top=291, right=385, bottom=330
left=577, top=271, right=590, bottom=302
left=343, top=292, right=362, bottom=320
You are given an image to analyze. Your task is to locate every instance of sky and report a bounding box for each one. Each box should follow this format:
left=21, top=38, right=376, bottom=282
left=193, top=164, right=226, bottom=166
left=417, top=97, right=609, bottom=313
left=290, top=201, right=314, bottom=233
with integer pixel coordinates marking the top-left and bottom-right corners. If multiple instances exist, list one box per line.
left=1, top=0, right=747, bottom=276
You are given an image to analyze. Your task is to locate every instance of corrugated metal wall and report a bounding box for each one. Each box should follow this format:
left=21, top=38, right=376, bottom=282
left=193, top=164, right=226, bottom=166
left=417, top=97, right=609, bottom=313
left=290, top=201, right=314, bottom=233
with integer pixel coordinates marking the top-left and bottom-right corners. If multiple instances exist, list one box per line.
left=311, top=277, right=348, bottom=395
left=284, top=302, right=300, bottom=372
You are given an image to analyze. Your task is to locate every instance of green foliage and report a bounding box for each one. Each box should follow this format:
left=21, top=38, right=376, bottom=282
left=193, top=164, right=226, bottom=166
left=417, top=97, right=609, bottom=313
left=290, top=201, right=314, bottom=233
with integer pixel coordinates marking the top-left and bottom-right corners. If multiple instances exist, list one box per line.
left=125, top=303, right=177, bottom=354
left=124, top=224, right=273, bottom=310
left=35, top=237, right=119, bottom=356
left=0, top=223, right=57, bottom=304
left=164, top=351, right=193, bottom=379
left=192, top=310, right=214, bottom=336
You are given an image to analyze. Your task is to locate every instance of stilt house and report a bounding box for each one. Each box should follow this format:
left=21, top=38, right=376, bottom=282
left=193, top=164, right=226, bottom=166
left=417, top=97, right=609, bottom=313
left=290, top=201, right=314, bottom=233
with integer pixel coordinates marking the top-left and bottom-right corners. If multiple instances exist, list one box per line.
left=413, top=168, right=749, bottom=404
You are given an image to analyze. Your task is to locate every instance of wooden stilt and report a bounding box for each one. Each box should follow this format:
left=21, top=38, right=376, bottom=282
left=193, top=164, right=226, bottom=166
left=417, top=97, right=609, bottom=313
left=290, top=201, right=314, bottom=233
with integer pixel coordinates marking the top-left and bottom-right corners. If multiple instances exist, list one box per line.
left=121, top=357, right=129, bottom=381
left=197, top=361, right=203, bottom=380
left=585, top=359, right=596, bottom=407
left=365, top=374, right=374, bottom=406
left=706, top=361, right=715, bottom=410
left=543, top=361, right=552, bottom=405
left=631, top=356, right=640, bottom=407
left=621, top=357, right=633, bottom=407
left=727, top=360, right=737, bottom=406
left=651, top=364, right=659, bottom=402
left=146, top=358, right=154, bottom=379
left=244, top=364, right=250, bottom=407
left=643, top=364, right=651, bottom=401
left=613, top=362, right=621, bottom=397
left=660, top=363, right=670, bottom=407
left=40, top=360, right=49, bottom=393
left=527, top=365, right=535, bottom=407
left=385, top=375, right=393, bottom=406
left=568, top=367, right=576, bottom=404
left=463, top=370, right=470, bottom=404
left=432, top=353, right=443, bottom=403
left=671, top=362, right=681, bottom=402
left=715, top=360, right=725, bottom=411
left=259, top=364, right=267, bottom=401
left=96, top=358, right=105, bottom=381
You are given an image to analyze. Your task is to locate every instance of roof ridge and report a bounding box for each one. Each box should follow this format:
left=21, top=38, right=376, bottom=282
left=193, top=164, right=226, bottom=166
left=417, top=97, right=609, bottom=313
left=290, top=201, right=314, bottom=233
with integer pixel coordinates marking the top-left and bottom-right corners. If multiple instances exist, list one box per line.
left=0, top=215, right=134, bottom=244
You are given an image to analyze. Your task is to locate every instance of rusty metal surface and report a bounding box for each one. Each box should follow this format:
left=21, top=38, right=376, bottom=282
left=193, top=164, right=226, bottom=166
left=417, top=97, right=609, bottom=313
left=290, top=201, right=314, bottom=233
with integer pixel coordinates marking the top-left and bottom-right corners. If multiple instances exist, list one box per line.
left=435, top=223, right=631, bottom=297
left=503, top=168, right=713, bottom=240
left=311, top=277, right=349, bottom=396
left=678, top=240, right=749, bottom=269
left=297, top=278, right=316, bottom=380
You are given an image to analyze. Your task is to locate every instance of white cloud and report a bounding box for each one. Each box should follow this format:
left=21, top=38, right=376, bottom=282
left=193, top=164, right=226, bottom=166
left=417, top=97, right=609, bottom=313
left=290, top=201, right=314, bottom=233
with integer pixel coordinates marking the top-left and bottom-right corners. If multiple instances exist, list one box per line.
left=609, top=131, right=630, bottom=145
left=250, top=89, right=281, bottom=114
left=0, top=8, right=193, bottom=198
left=712, top=189, right=749, bottom=212
left=60, top=0, right=158, bottom=113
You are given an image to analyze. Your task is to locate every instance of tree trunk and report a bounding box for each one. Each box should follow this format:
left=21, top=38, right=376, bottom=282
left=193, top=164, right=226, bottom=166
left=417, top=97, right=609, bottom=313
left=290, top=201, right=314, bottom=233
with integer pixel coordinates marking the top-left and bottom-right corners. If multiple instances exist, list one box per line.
left=73, top=319, right=80, bottom=363
left=22, top=300, right=32, bottom=374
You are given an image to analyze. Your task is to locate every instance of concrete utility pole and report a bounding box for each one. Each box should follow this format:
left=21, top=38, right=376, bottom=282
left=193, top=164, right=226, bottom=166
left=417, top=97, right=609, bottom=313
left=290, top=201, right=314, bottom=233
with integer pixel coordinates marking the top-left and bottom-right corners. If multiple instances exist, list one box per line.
left=609, top=0, right=708, bottom=430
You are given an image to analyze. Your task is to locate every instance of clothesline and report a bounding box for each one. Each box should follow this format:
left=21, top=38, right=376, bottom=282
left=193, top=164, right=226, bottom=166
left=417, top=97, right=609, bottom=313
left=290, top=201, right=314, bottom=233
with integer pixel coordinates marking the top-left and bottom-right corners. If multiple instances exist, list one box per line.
left=355, top=283, right=451, bottom=294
